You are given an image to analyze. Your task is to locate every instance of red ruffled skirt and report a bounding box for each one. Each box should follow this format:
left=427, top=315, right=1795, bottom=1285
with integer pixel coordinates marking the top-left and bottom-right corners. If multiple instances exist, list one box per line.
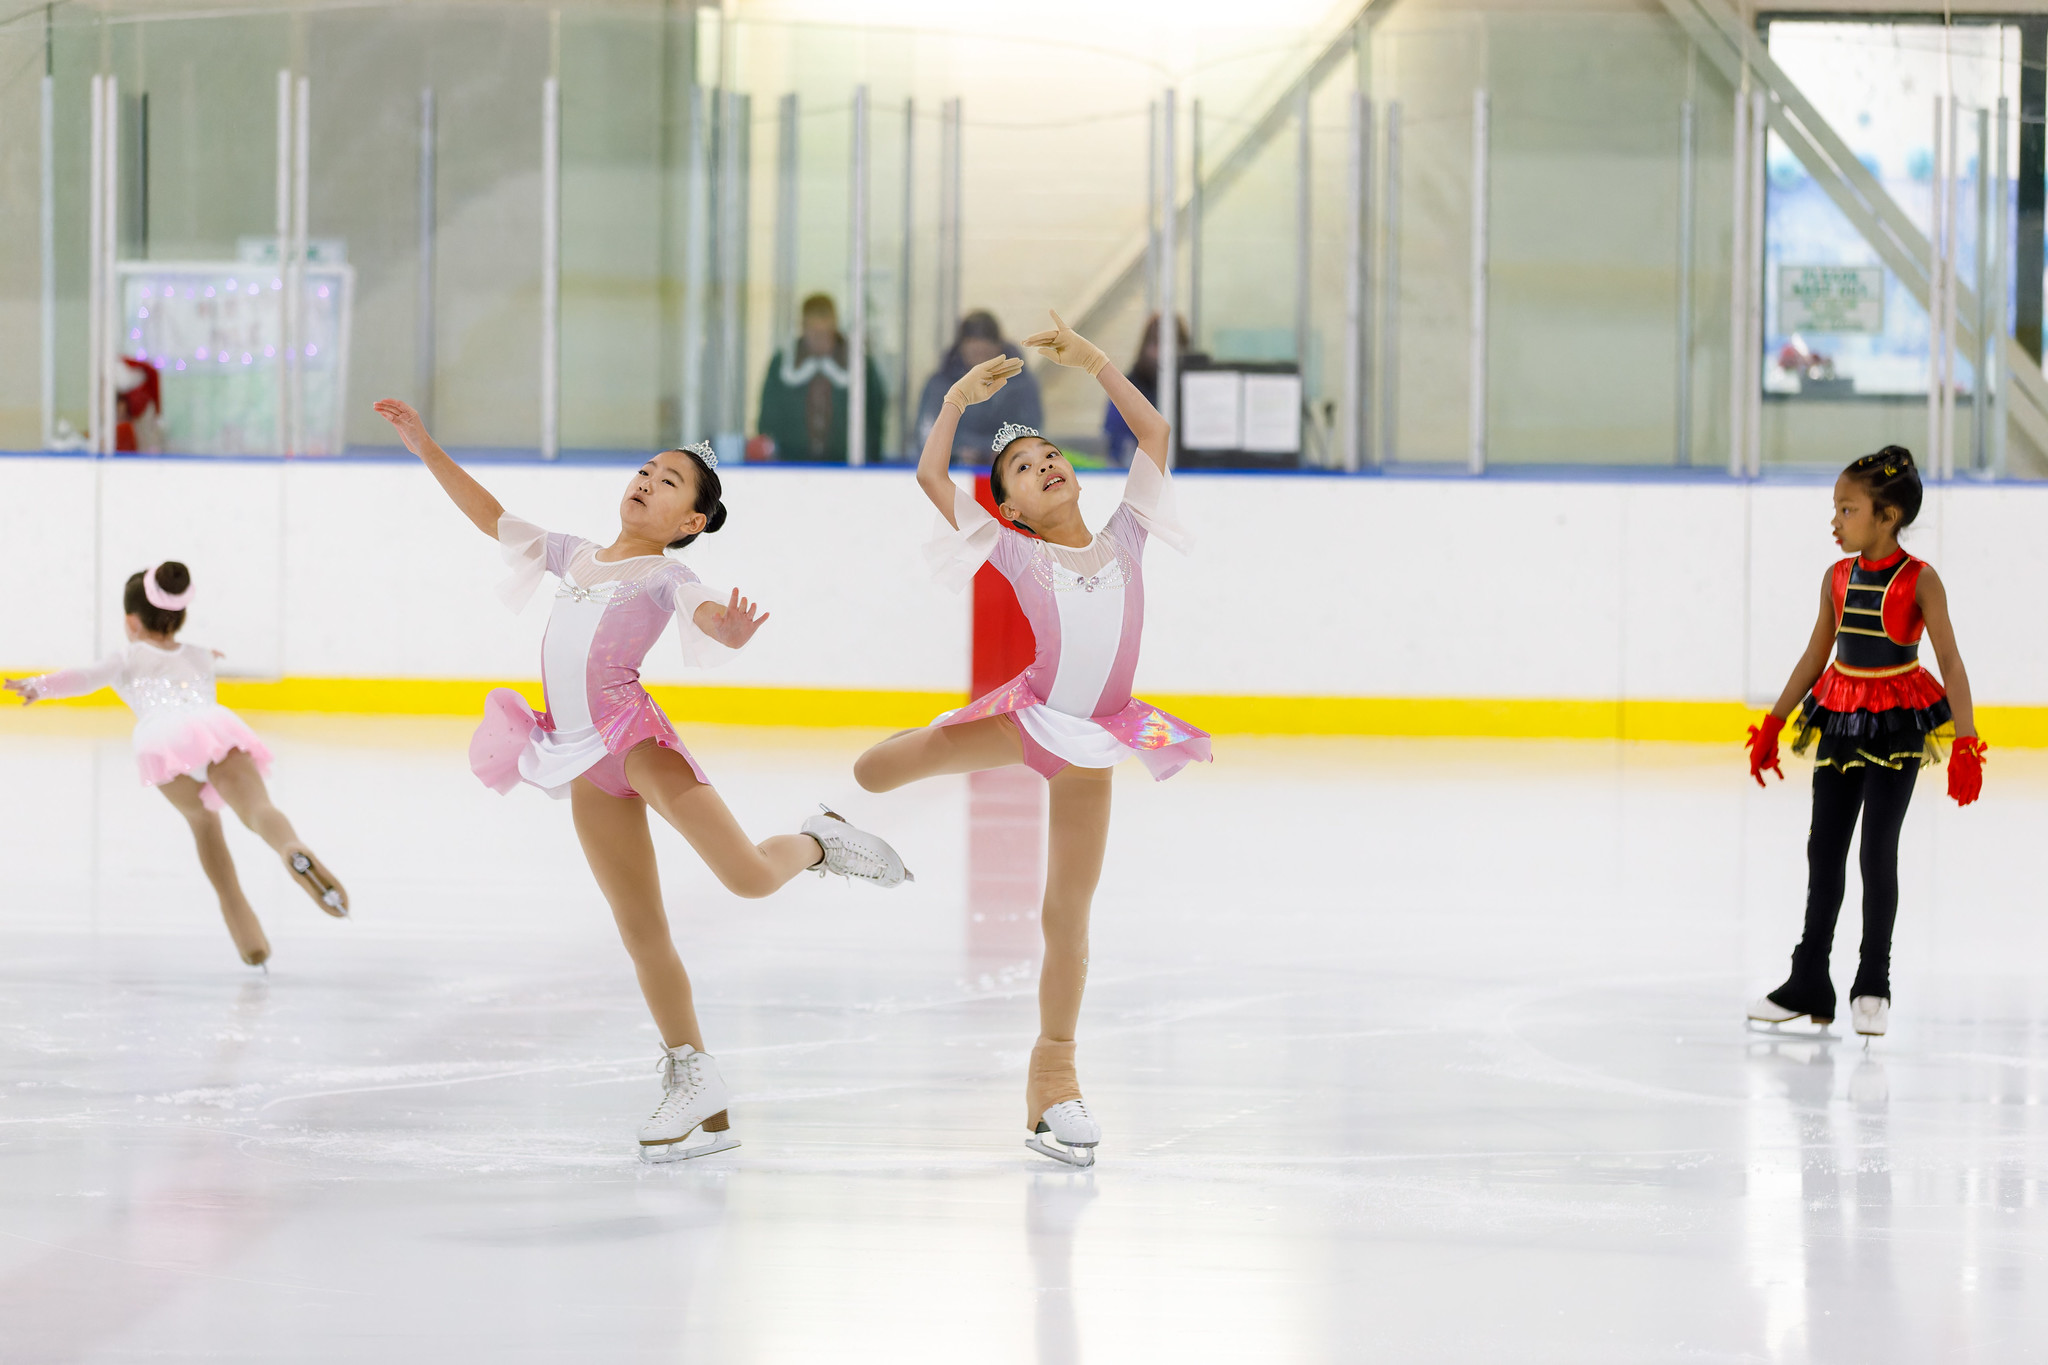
left=1792, top=665, right=1952, bottom=771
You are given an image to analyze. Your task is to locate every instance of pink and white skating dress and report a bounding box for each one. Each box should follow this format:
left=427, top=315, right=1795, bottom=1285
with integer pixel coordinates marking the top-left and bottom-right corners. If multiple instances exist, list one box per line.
left=18, top=641, right=273, bottom=810
left=926, top=457, right=1211, bottom=780
left=468, top=515, right=737, bottom=801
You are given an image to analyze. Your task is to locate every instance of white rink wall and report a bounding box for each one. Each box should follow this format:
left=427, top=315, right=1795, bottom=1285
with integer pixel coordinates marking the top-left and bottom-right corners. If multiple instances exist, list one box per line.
left=4, top=454, right=2046, bottom=706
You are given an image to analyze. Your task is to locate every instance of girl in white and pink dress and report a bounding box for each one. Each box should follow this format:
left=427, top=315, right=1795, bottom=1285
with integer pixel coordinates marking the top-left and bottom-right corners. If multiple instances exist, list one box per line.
left=373, top=400, right=911, bottom=1164
left=6, top=562, right=349, bottom=968
left=853, top=311, right=1210, bottom=1167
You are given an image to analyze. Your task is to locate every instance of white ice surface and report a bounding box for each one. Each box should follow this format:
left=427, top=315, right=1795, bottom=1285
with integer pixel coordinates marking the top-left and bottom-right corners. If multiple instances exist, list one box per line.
left=1, top=715, right=2046, bottom=1362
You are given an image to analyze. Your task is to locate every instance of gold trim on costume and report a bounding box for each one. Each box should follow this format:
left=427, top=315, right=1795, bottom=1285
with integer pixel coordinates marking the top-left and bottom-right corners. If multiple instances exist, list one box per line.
left=1831, top=659, right=1920, bottom=678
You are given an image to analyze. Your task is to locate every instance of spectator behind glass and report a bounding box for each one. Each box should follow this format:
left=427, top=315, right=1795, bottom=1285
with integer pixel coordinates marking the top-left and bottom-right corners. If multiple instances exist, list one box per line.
left=1104, top=312, right=1190, bottom=467
left=755, top=293, right=887, bottom=463
left=914, top=310, right=1043, bottom=465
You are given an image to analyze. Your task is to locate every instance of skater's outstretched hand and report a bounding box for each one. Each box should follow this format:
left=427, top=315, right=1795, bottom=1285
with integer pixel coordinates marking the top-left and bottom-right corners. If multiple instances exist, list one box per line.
left=372, top=398, right=431, bottom=455
left=694, top=589, right=770, bottom=649
left=1746, top=713, right=1785, bottom=788
left=3, top=678, right=36, bottom=706
left=945, top=355, right=1024, bottom=411
left=1023, top=310, right=1108, bottom=377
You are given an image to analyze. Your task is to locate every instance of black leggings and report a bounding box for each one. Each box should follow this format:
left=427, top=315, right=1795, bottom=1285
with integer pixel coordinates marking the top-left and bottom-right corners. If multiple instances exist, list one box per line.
left=1772, top=759, right=1919, bottom=1015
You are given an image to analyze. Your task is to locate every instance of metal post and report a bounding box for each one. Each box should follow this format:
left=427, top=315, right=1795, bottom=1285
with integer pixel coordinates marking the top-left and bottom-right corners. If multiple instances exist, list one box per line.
left=87, top=75, right=103, bottom=455
left=1994, top=95, right=2011, bottom=478
left=1942, top=94, right=1959, bottom=481
left=1746, top=87, right=1765, bottom=478
left=1294, top=85, right=1312, bottom=416
left=540, top=76, right=560, bottom=459
left=1676, top=99, right=1696, bottom=467
left=293, top=75, right=310, bottom=457
left=899, top=97, right=916, bottom=457
left=1343, top=90, right=1371, bottom=473
left=1973, top=105, right=1990, bottom=474
left=2017, top=19, right=2045, bottom=363
left=718, top=86, right=745, bottom=442
left=40, top=69, right=55, bottom=448
left=1928, top=94, right=1944, bottom=480
left=101, top=75, right=119, bottom=458
left=1379, top=98, right=1401, bottom=465
left=417, top=87, right=436, bottom=427
left=275, top=70, right=291, bottom=455
left=1727, top=78, right=1749, bottom=478
left=1468, top=88, right=1488, bottom=475
left=1145, top=100, right=1159, bottom=317
left=848, top=84, right=869, bottom=467
left=681, top=84, right=708, bottom=441
left=936, top=98, right=961, bottom=361
left=1158, top=87, right=1178, bottom=464
left=773, top=92, right=798, bottom=343
left=1190, top=98, right=1204, bottom=346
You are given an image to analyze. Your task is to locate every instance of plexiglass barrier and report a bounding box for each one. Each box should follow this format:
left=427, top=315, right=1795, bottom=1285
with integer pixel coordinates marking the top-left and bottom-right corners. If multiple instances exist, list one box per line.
left=0, top=2, right=2040, bottom=475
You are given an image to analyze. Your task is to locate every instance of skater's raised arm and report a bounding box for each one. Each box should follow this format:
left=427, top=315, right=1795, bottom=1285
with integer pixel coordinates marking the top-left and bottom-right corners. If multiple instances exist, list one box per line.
left=920, top=355, right=1023, bottom=526
left=1025, top=310, right=1170, bottom=474
left=374, top=398, right=504, bottom=538
left=1767, top=571, right=1838, bottom=722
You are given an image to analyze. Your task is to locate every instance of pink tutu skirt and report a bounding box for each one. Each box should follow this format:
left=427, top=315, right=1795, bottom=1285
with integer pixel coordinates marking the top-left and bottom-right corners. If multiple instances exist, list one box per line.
left=470, top=687, right=709, bottom=801
left=133, top=705, right=274, bottom=812
left=937, top=672, right=1211, bottom=782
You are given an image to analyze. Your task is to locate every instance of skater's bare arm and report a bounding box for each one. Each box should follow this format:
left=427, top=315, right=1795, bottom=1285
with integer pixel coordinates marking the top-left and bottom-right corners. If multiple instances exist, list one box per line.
left=921, top=355, right=1025, bottom=526
left=1917, top=567, right=1975, bottom=738
left=1023, top=310, right=1170, bottom=473
left=1768, top=572, right=1837, bottom=720
left=373, top=398, right=503, bottom=538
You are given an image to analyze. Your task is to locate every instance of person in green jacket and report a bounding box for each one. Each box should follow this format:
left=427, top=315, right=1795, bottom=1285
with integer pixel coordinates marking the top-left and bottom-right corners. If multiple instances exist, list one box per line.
left=756, top=293, right=888, bottom=463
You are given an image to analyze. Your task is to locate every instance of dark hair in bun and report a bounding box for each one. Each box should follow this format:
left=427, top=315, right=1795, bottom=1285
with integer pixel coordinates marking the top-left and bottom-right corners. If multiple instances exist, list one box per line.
left=665, top=446, right=728, bottom=550
left=124, top=561, right=190, bottom=636
left=1843, top=444, right=1922, bottom=530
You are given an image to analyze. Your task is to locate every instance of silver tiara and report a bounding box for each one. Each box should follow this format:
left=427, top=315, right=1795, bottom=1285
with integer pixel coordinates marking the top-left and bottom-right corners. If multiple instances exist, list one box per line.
left=991, top=422, right=1042, bottom=453
left=681, top=439, right=718, bottom=469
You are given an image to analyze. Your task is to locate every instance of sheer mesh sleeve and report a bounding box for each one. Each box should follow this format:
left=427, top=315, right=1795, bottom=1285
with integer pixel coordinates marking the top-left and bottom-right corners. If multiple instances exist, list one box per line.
left=923, top=483, right=1005, bottom=594
left=495, top=514, right=577, bottom=612
left=23, top=654, right=123, bottom=702
left=1121, top=456, right=1193, bottom=554
left=658, top=562, right=742, bottom=669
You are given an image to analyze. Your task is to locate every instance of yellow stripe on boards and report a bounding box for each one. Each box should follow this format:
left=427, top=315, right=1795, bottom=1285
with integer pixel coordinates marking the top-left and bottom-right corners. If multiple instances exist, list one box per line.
left=10, top=674, right=2048, bottom=745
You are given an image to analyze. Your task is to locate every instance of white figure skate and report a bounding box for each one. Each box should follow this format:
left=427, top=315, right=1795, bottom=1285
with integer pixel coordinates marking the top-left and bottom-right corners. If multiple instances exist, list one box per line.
left=1746, top=995, right=1835, bottom=1040
left=1027, top=1099, right=1100, bottom=1168
left=1850, top=995, right=1889, bottom=1038
left=638, top=1044, right=739, bottom=1163
left=285, top=847, right=349, bottom=917
left=802, top=805, right=914, bottom=887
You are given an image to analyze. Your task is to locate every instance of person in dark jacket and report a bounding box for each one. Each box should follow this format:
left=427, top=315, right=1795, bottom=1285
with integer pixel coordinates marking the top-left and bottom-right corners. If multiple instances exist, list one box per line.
left=914, top=310, right=1044, bottom=466
left=757, top=293, right=887, bottom=463
left=1104, top=312, right=1189, bottom=467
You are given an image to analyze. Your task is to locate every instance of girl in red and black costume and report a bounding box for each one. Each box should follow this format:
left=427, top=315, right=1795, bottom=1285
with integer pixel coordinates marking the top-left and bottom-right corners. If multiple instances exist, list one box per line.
left=1745, top=447, right=1986, bottom=1039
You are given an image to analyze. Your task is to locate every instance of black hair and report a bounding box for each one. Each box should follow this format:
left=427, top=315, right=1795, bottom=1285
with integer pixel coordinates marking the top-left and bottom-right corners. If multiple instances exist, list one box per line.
left=1842, top=444, right=1922, bottom=530
left=664, top=447, right=729, bottom=550
left=124, top=561, right=190, bottom=636
left=990, top=435, right=1058, bottom=537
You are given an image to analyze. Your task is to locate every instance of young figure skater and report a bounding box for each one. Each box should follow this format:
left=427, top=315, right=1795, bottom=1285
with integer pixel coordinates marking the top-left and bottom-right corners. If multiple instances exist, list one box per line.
left=373, top=399, right=911, bottom=1162
left=5, top=562, right=349, bottom=968
left=851, top=311, right=1211, bottom=1167
left=1745, top=447, right=1985, bottom=1039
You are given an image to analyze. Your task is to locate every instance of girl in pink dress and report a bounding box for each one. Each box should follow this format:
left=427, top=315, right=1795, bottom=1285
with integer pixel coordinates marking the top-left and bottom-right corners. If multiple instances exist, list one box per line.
left=373, top=399, right=911, bottom=1163
left=6, top=562, right=349, bottom=968
left=852, top=311, right=1210, bottom=1166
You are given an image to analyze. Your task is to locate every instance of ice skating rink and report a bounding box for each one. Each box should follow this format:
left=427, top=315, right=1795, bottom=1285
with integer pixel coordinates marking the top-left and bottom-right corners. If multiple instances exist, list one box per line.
left=2, top=710, right=2045, bottom=1364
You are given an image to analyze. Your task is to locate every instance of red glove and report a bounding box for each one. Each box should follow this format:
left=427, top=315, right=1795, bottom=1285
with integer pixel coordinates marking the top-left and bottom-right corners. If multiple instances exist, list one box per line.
left=1948, top=736, right=1987, bottom=806
left=1746, top=714, right=1786, bottom=787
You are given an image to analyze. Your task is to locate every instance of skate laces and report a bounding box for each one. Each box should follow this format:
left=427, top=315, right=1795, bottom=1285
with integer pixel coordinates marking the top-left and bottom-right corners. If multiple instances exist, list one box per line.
left=649, top=1051, right=706, bottom=1123
left=821, top=831, right=885, bottom=879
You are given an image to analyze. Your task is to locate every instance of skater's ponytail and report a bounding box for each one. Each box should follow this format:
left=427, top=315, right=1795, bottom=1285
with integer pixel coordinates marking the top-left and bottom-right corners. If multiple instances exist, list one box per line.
left=124, top=562, right=191, bottom=636
left=1843, top=445, right=1922, bottom=531
left=666, top=445, right=728, bottom=550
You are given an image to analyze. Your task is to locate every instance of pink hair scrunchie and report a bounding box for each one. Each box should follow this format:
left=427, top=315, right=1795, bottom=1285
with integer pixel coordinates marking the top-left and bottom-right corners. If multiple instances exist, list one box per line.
left=142, top=563, right=195, bottom=613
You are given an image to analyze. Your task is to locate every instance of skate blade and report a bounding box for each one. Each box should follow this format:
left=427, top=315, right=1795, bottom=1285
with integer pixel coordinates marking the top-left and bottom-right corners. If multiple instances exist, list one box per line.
left=1746, top=1018, right=1835, bottom=1041
left=288, top=852, right=349, bottom=919
left=640, top=1133, right=741, bottom=1164
left=1026, top=1136, right=1096, bottom=1168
